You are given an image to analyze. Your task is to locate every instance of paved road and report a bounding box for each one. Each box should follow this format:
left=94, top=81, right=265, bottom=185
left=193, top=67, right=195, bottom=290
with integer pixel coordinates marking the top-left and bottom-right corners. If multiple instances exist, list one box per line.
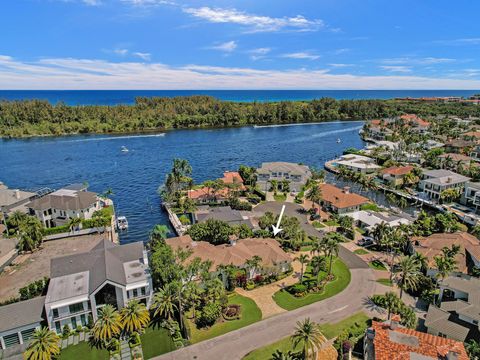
left=154, top=266, right=380, bottom=360
left=253, top=202, right=368, bottom=270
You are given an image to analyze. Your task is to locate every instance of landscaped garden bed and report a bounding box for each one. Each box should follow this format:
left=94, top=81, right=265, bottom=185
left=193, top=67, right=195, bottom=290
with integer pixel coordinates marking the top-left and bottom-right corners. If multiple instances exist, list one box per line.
left=273, top=258, right=351, bottom=311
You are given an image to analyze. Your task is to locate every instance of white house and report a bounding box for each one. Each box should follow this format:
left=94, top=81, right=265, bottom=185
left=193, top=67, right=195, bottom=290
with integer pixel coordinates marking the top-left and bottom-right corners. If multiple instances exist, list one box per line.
left=347, top=210, right=412, bottom=233
left=44, top=239, right=153, bottom=334
left=334, top=154, right=380, bottom=174
left=419, top=169, right=470, bottom=200
left=28, top=187, right=102, bottom=228
left=256, top=162, right=311, bottom=192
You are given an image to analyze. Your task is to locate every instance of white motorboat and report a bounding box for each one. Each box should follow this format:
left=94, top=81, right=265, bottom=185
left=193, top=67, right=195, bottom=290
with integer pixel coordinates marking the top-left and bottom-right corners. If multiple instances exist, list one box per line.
left=121, top=146, right=129, bottom=153
left=336, top=138, right=341, bottom=143
left=117, top=216, right=128, bottom=230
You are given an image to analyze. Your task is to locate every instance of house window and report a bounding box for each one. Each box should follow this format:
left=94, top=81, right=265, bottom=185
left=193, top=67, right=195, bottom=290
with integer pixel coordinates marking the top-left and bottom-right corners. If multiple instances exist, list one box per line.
left=80, top=314, right=87, bottom=326
left=69, top=303, right=84, bottom=314
left=3, top=333, right=20, bottom=348
left=55, top=322, right=61, bottom=334
left=141, top=287, right=146, bottom=296
left=71, top=317, right=77, bottom=329
left=133, top=289, right=138, bottom=298
left=21, top=328, right=36, bottom=341
left=438, top=332, right=447, bottom=338
left=53, top=308, right=59, bottom=318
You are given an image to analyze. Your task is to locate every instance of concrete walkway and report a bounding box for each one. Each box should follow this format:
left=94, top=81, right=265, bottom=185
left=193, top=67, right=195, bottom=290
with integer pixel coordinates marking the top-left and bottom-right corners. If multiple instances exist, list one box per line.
left=235, top=257, right=302, bottom=319
left=154, top=265, right=383, bottom=360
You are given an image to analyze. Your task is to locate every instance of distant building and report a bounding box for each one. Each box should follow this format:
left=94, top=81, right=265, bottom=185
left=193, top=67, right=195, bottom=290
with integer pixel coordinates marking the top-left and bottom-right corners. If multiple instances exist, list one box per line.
left=187, top=171, right=246, bottom=204
left=335, top=154, right=381, bottom=174
left=28, top=187, right=102, bottom=228
left=444, top=139, right=477, bottom=154
left=319, top=184, right=369, bottom=214
left=399, top=114, right=431, bottom=133
left=419, top=169, right=470, bottom=200
left=0, top=297, right=45, bottom=350
left=44, top=239, right=153, bottom=334
left=256, top=162, right=311, bottom=192
left=379, top=165, right=414, bottom=187
left=461, top=181, right=480, bottom=212
left=166, top=235, right=291, bottom=278
left=364, top=317, right=468, bottom=360
left=348, top=210, right=413, bottom=233
left=411, top=232, right=480, bottom=276
left=425, top=275, right=480, bottom=342
left=0, top=182, right=36, bottom=216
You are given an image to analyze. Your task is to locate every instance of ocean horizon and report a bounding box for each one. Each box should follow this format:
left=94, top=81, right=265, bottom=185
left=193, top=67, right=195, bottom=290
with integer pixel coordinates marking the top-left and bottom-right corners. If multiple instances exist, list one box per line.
left=0, top=89, right=478, bottom=106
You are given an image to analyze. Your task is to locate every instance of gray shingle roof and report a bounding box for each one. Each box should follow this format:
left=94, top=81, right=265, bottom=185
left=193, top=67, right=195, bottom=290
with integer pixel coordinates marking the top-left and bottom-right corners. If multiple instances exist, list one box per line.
left=49, top=239, right=145, bottom=300
left=424, top=305, right=470, bottom=342
left=28, top=190, right=97, bottom=211
left=256, top=162, right=311, bottom=176
left=0, top=296, right=45, bottom=333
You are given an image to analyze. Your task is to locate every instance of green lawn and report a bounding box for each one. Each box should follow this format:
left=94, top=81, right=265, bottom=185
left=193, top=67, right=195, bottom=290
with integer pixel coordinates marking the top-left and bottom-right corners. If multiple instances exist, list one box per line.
left=323, top=220, right=339, bottom=226
left=188, top=294, right=262, bottom=344
left=376, top=278, right=393, bottom=287
left=273, top=258, right=351, bottom=311
left=242, top=312, right=369, bottom=360
left=141, top=326, right=176, bottom=359
left=353, top=248, right=369, bottom=255
left=274, top=194, right=287, bottom=202
left=360, top=203, right=382, bottom=212
left=312, top=221, right=325, bottom=229
left=369, top=260, right=387, bottom=271
left=59, top=341, right=108, bottom=360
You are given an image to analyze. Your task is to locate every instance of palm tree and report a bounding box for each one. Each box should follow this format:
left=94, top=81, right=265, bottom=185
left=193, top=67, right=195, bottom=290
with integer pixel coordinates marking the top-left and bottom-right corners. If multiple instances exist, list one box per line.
left=245, top=255, right=262, bottom=279
left=270, top=180, right=279, bottom=194
left=394, top=255, right=421, bottom=299
left=465, top=339, right=480, bottom=360
left=152, top=283, right=178, bottom=320
left=18, top=216, right=44, bottom=252
left=306, top=185, right=322, bottom=211
left=149, top=224, right=169, bottom=248
left=295, top=254, right=309, bottom=284
left=270, top=350, right=296, bottom=360
left=310, top=238, right=324, bottom=256
left=6, top=210, right=27, bottom=231
left=383, top=291, right=401, bottom=320
left=102, top=188, right=114, bottom=198
left=322, top=233, right=341, bottom=276
left=23, top=327, right=60, bottom=360
left=92, top=304, right=122, bottom=343
left=290, top=318, right=325, bottom=360
left=310, top=256, right=326, bottom=286
left=281, top=179, right=290, bottom=193
left=120, top=300, right=150, bottom=334
left=68, top=217, right=82, bottom=233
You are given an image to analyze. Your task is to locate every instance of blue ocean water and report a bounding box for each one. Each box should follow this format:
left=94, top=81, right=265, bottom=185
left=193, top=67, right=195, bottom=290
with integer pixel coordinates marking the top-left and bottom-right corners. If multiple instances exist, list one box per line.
left=0, top=90, right=478, bottom=105
left=0, top=122, right=366, bottom=244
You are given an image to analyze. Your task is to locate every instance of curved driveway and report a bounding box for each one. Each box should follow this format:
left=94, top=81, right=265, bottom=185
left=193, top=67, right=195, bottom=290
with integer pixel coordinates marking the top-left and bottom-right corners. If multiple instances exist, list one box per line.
left=154, top=263, right=379, bottom=360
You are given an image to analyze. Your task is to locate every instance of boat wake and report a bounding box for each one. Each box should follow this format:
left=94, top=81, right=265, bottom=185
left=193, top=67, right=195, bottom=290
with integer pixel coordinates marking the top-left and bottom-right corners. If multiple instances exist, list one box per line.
left=310, top=125, right=363, bottom=138
left=62, top=133, right=166, bottom=143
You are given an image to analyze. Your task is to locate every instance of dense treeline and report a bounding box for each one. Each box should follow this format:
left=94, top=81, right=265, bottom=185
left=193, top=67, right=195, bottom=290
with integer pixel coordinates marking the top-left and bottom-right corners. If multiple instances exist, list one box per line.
left=1, top=96, right=479, bottom=137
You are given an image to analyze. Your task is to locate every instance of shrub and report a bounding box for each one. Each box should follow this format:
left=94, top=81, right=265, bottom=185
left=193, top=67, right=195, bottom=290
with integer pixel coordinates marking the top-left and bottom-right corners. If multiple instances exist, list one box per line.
left=62, top=325, right=71, bottom=339
left=19, top=277, right=49, bottom=300
left=42, top=224, right=70, bottom=236
left=253, top=275, right=264, bottom=284
left=223, top=304, right=241, bottom=320
left=235, top=273, right=247, bottom=288
left=245, top=281, right=255, bottom=290
left=197, top=302, right=222, bottom=328
left=288, top=284, right=307, bottom=297
left=178, top=215, right=191, bottom=225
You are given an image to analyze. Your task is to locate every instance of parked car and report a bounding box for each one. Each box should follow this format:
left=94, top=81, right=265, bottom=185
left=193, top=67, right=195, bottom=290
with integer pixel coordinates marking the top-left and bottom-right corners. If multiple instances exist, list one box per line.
left=357, top=236, right=375, bottom=247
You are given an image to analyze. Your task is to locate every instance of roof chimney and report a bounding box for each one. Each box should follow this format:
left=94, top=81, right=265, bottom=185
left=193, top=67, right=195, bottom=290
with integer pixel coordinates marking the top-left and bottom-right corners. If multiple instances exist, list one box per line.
left=15, top=189, right=20, bottom=200
left=390, top=315, right=401, bottom=330
left=447, top=350, right=460, bottom=360
left=343, top=186, right=350, bottom=194
left=229, top=234, right=238, bottom=246
left=447, top=177, right=452, bottom=183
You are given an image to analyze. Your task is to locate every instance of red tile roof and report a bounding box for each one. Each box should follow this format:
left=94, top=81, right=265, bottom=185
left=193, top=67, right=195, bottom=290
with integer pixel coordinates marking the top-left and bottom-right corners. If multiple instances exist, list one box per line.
left=221, top=171, right=244, bottom=185
left=463, top=131, right=480, bottom=139
left=319, top=184, right=369, bottom=209
left=400, top=114, right=430, bottom=128
left=371, top=320, right=469, bottom=360
left=381, top=165, right=414, bottom=176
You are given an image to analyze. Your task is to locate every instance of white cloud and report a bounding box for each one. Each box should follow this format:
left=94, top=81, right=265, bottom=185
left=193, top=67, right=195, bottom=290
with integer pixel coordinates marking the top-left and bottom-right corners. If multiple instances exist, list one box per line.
left=209, top=41, right=237, bottom=52
left=82, top=0, right=101, bottom=5
left=113, top=48, right=129, bottom=56
left=248, top=47, right=271, bottom=61
left=436, top=38, right=480, bottom=45
left=328, top=63, right=354, bottom=68
left=380, top=65, right=412, bottom=73
left=281, top=52, right=320, bottom=60
left=1, top=55, right=480, bottom=90
left=182, top=7, right=324, bottom=33
left=381, top=57, right=455, bottom=65
left=121, top=0, right=176, bottom=5
left=133, top=52, right=151, bottom=61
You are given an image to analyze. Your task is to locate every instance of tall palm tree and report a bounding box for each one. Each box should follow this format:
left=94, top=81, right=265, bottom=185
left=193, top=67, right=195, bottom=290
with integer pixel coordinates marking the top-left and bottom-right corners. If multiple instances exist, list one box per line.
left=322, top=233, right=341, bottom=276
left=394, top=256, right=421, bottom=299
left=6, top=210, right=27, bottom=230
left=152, top=283, right=178, bottom=320
left=18, top=216, right=44, bottom=252
left=290, top=318, right=325, bottom=360
left=120, top=300, right=150, bottom=334
left=149, top=224, right=169, bottom=248
left=295, top=254, right=309, bottom=284
left=270, top=180, right=279, bottom=194
left=310, top=256, right=326, bottom=286
left=92, top=304, right=122, bottom=343
left=245, top=255, right=263, bottom=279
left=306, top=185, right=322, bottom=211
left=383, top=291, right=401, bottom=320
left=23, top=327, right=60, bottom=360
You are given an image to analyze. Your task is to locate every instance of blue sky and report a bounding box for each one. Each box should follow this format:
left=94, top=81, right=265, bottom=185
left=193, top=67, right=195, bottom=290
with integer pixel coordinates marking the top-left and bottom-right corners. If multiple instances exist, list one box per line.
left=1, top=0, right=480, bottom=89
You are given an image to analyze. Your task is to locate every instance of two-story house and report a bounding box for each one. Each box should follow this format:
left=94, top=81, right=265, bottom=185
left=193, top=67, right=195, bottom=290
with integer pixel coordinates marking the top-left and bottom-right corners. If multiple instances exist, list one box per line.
left=379, top=165, right=414, bottom=187
left=335, top=154, right=381, bottom=174
left=425, top=275, right=480, bottom=342
left=44, top=239, right=153, bottom=333
left=419, top=169, right=470, bottom=200
left=28, top=187, right=102, bottom=228
left=256, top=162, right=311, bottom=192
left=461, top=181, right=480, bottom=213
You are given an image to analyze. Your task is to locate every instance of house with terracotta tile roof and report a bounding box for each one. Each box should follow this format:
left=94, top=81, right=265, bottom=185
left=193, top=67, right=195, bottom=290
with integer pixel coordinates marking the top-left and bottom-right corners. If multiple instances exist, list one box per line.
left=379, top=165, right=415, bottom=187
left=400, top=114, right=431, bottom=133
left=166, top=235, right=292, bottom=278
left=425, top=275, right=480, bottom=342
left=187, top=171, right=246, bottom=204
left=411, top=232, right=480, bottom=276
left=463, top=131, right=480, bottom=140
left=364, top=317, right=469, bottom=360
left=319, top=184, right=369, bottom=214
left=221, top=171, right=245, bottom=189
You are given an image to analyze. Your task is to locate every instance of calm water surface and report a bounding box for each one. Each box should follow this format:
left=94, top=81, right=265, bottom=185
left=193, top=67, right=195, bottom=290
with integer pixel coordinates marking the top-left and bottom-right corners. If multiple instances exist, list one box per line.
left=0, top=122, right=366, bottom=243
